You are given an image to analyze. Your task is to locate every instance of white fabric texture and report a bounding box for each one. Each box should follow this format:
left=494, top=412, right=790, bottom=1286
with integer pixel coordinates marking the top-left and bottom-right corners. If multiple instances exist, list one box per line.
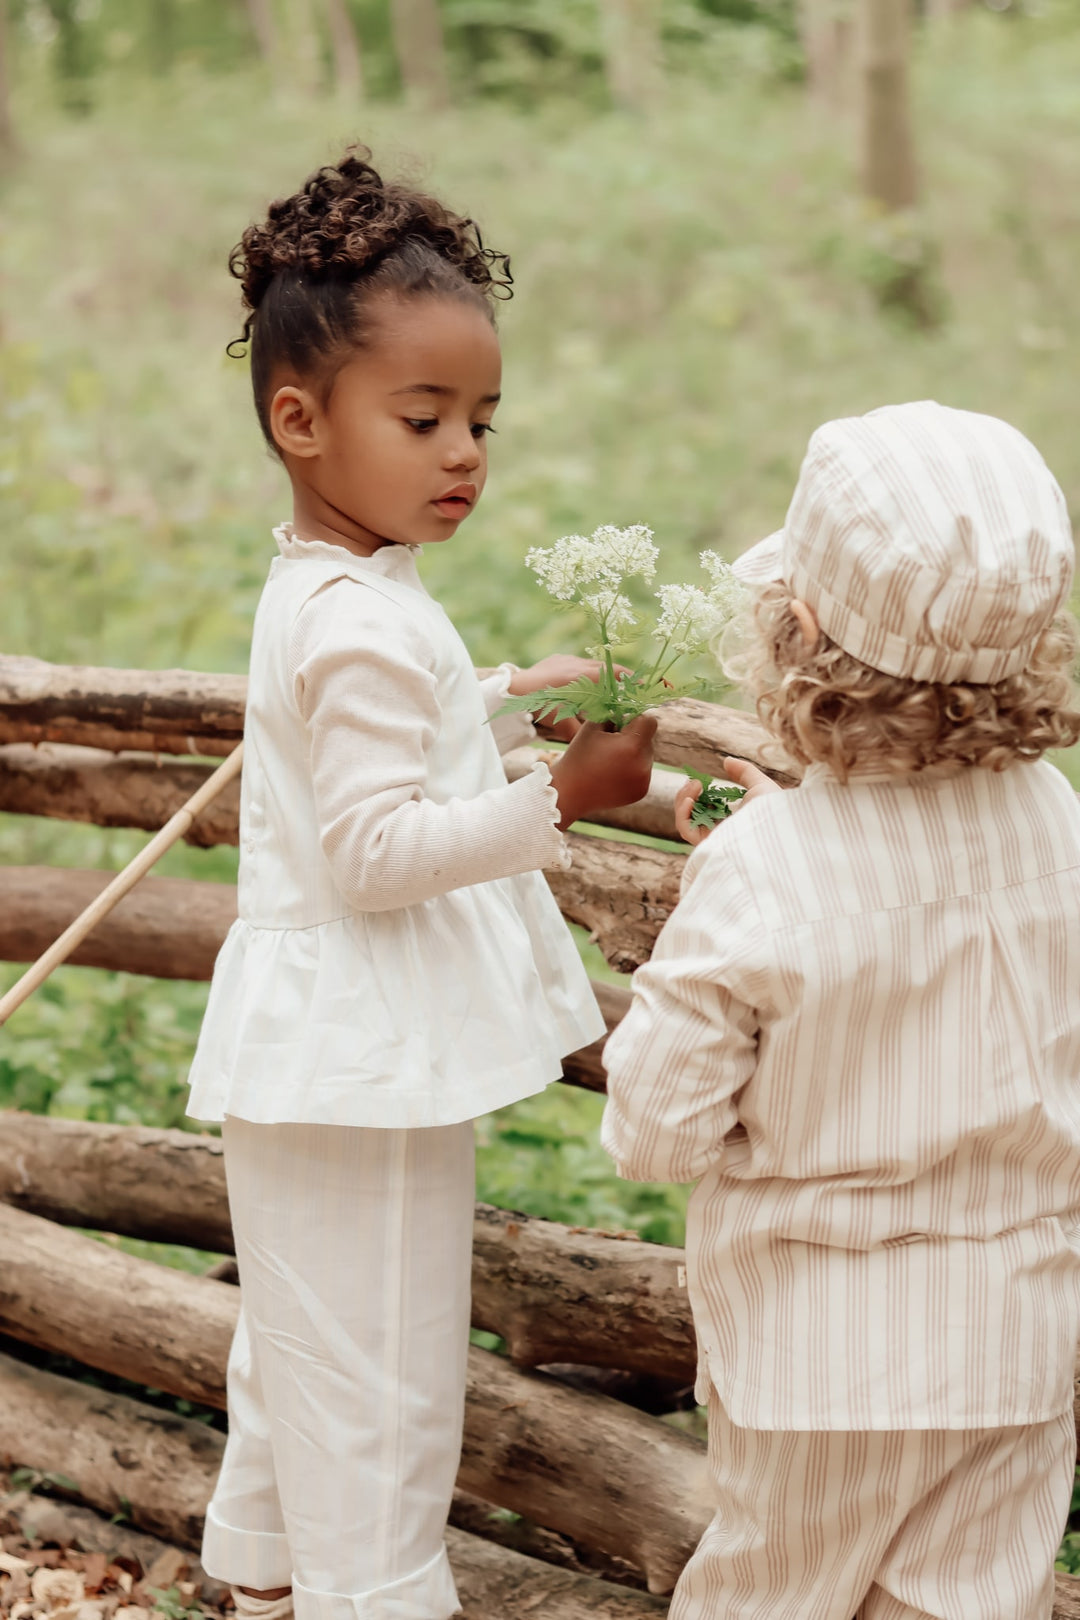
left=201, top=1117, right=474, bottom=1620
left=602, top=758, right=1080, bottom=1429
left=670, top=1386, right=1076, bottom=1620
left=186, top=528, right=604, bottom=1129
left=733, top=402, right=1074, bottom=684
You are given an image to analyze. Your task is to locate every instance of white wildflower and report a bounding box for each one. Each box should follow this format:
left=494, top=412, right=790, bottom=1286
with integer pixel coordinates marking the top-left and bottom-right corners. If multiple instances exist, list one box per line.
left=655, top=583, right=729, bottom=653
left=525, top=534, right=603, bottom=600
left=590, top=524, right=659, bottom=584
left=582, top=586, right=639, bottom=641
left=699, top=550, right=747, bottom=617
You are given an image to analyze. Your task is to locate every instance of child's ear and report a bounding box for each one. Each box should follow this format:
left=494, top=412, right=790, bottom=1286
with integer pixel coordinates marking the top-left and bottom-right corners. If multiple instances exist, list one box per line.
left=790, top=598, right=820, bottom=650
left=269, top=384, right=320, bottom=461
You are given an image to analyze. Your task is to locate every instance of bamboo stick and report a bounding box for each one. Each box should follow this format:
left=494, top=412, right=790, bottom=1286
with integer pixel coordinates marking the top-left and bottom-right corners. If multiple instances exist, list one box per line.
left=0, top=745, right=243, bottom=1026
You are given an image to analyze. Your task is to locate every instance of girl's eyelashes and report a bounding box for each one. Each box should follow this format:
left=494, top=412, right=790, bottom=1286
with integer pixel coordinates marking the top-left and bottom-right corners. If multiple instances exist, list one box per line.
left=403, top=418, right=496, bottom=438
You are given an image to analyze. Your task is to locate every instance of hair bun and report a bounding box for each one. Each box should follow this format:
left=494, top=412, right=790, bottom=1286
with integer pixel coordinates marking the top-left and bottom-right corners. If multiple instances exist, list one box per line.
left=229, top=145, right=510, bottom=322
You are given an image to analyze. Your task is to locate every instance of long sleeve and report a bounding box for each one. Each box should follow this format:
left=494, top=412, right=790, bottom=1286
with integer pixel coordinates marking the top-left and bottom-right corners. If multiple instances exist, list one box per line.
left=289, top=578, right=569, bottom=913
left=476, top=662, right=538, bottom=757
left=601, top=840, right=763, bottom=1184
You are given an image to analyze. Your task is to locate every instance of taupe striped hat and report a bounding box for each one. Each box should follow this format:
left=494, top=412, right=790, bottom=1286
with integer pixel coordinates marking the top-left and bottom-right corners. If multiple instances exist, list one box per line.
left=733, top=401, right=1075, bottom=685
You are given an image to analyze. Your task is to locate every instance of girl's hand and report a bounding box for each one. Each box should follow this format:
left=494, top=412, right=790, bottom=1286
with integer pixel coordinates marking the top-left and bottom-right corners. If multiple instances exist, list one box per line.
left=674, top=756, right=782, bottom=845
left=509, top=655, right=631, bottom=743
left=549, top=713, right=658, bottom=831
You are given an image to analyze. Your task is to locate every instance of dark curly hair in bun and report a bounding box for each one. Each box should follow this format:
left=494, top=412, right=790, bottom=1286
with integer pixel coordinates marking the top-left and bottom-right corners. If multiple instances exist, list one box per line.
left=228, top=147, right=513, bottom=448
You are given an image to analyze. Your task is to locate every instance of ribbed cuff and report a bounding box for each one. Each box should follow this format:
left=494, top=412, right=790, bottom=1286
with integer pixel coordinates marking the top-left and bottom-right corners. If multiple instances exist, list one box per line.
left=522, top=760, right=572, bottom=871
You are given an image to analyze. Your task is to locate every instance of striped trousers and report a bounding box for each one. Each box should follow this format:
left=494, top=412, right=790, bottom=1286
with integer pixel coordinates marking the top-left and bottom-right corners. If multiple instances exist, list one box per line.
left=200, top=1118, right=475, bottom=1620
left=671, top=1389, right=1076, bottom=1620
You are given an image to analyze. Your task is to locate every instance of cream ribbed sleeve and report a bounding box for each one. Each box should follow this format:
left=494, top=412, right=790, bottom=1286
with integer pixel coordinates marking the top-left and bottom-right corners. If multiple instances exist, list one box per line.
left=288, top=578, right=570, bottom=913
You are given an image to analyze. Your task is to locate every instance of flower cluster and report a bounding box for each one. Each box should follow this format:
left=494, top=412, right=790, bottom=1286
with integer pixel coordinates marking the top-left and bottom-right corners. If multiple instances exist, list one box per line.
left=500, top=524, right=748, bottom=729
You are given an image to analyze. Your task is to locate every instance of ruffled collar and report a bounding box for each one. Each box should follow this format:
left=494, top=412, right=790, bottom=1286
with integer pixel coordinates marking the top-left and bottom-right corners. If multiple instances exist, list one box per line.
left=272, top=522, right=421, bottom=581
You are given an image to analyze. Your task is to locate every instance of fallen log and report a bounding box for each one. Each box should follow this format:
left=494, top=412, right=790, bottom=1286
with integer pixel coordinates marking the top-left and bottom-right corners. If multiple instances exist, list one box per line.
left=0, top=655, right=785, bottom=778
left=0, top=743, right=702, bottom=848
left=0, top=1353, right=667, bottom=1618
left=552, top=834, right=683, bottom=974
left=0, top=657, right=246, bottom=748
left=0, top=843, right=666, bottom=983
left=0, top=1114, right=695, bottom=1382
left=0, top=745, right=242, bottom=848
left=0, top=867, right=237, bottom=982
left=0, top=1205, right=708, bottom=1590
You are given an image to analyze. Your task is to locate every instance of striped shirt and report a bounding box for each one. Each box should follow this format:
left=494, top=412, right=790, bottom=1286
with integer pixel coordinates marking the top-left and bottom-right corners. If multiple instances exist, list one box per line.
left=602, top=760, right=1080, bottom=1430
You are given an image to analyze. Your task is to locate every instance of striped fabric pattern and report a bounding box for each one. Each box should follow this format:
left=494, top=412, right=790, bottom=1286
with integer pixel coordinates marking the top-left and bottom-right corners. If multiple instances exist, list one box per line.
left=733, top=403, right=1074, bottom=685
left=670, top=1391, right=1075, bottom=1620
left=601, top=757, right=1080, bottom=1431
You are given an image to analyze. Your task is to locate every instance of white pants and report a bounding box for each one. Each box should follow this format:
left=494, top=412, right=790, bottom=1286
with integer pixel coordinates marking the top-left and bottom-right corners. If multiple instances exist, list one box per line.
left=201, top=1118, right=475, bottom=1620
left=671, top=1389, right=1076, bottom=1620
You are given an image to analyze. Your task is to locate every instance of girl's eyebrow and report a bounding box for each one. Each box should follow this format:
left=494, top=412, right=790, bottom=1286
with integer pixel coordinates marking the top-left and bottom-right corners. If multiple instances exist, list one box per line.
left=391, top=383, right=501, bottom=403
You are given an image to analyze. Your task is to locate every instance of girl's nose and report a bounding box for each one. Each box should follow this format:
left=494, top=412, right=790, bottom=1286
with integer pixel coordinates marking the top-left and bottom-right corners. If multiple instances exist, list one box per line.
left=445, top=432, right=481, bottom=473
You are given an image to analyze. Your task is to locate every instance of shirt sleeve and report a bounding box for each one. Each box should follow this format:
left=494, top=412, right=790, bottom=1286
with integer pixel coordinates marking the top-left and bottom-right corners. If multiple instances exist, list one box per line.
left=601, top=840, right=764, bottom=1184
left=476, top=662, right=538, bottom=757
left=289, top=579, right=569, bottom=913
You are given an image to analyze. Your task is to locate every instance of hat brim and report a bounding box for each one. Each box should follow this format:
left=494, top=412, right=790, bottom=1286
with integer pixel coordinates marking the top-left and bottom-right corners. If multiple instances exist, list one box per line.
left=732, top=530, right=785, bottom=585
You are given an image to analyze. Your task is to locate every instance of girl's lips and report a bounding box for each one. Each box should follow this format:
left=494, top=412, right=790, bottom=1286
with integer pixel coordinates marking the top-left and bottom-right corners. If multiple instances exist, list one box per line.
left=433, top=484, right=476, bottom=520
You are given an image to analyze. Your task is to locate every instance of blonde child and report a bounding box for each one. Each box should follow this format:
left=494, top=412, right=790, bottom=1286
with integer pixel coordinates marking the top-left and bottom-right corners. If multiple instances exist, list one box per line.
left=185, top=148, right=656, bottom=1620
left=602, top=401, right=1080, bottom=1620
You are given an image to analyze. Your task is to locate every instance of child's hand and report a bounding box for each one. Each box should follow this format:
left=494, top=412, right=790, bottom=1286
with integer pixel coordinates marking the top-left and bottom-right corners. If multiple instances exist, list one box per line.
left=549, top=713, right=658, bottom=831
left=509, top=655, right=631, bottom=742
left=674, top=756, right=783, bottom=844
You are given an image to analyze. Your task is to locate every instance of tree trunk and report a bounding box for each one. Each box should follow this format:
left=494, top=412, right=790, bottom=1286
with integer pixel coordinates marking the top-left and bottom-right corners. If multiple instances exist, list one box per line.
left=857, top=0, right=917, bottom=211
left=0, top=1114, right=696, bottom=1381
left=389, top=0, right=450, bottom=108
left=598, top=0, right=663, bottom=114
left=324, top=0, right=363, bottom=99
left=0, top=655, right=787, bottom=780
left=0, top=1207, right=709, bottom=1590
left=0, top=0, right=18, bottom=161
left=798, top=0, right=854, bottom=108
left=0, top=1354, right=668, bottom=1618
left=244, top=0, right=278, bottom=61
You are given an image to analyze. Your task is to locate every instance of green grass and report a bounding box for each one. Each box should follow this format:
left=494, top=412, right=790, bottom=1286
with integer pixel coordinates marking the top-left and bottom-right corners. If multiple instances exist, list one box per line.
left=1, top=9, right=1078, bottom=1247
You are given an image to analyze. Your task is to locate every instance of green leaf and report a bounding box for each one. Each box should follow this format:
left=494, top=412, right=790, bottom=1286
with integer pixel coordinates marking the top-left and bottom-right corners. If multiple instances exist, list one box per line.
left=686, top=773, right=746, bottom=827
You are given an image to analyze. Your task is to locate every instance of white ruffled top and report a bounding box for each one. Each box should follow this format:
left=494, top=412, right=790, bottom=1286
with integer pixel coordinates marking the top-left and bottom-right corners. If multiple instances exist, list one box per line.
left=185, top=526, right=604, bottom=1129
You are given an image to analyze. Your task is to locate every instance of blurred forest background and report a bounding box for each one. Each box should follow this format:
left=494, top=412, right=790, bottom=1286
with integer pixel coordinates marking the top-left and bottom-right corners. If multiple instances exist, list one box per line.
left=1, top=0, right=1079, bottom=1260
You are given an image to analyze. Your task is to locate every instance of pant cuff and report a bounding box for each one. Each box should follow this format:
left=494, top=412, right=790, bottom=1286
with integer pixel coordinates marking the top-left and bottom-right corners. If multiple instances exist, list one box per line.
left=201, top=1501, right=293, bottom=1591
left=293, top=1544, right=460, bottom=1620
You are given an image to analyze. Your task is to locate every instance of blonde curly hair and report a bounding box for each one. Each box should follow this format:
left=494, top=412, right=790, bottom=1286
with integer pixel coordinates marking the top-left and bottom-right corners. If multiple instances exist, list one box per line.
left=723, top=582, right=1080, bottom=783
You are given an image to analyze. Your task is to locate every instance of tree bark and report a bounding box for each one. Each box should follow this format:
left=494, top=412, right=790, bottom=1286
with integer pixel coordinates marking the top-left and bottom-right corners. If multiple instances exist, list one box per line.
left=0, top=839, right=675, bottom=980
left=324, top=0, right=363, bottom=98
left=0, top=867, right=237, bottom=982
left=0, top=1207, right=708, bottom=1590
left=0, top=1353, right=669, bottom=1618
left=598, top=0, right=663, bottom=114
left=389, top=0, right=450, bottom=108
left=0, top=1114, right=696, bottom=1382
left=0, top=655, right=785, bottom=780
left=857, top=0, right=918, bottom=212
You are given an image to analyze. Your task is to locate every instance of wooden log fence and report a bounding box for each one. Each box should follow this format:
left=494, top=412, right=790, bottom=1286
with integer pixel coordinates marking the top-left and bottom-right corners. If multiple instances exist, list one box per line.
left=3, top=657, right=1079, bottom=1616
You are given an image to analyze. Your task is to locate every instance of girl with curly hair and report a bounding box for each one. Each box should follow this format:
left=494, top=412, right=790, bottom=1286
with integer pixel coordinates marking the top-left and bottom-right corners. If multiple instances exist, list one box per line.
left=185, top=148, right=656, bottom=1620
left=604, top=401, right=1080, bottom=1620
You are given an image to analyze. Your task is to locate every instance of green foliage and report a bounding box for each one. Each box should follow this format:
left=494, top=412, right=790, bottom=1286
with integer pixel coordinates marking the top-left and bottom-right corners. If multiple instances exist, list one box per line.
left=684, top=769, right=745, bottom=827
left=148, top=1586, right=205, bottom=1620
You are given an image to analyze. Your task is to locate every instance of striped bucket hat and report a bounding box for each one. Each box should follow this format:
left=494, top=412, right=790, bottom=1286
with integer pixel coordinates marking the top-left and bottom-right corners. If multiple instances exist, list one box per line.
left=733, top=401, right=1075, bottom=685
